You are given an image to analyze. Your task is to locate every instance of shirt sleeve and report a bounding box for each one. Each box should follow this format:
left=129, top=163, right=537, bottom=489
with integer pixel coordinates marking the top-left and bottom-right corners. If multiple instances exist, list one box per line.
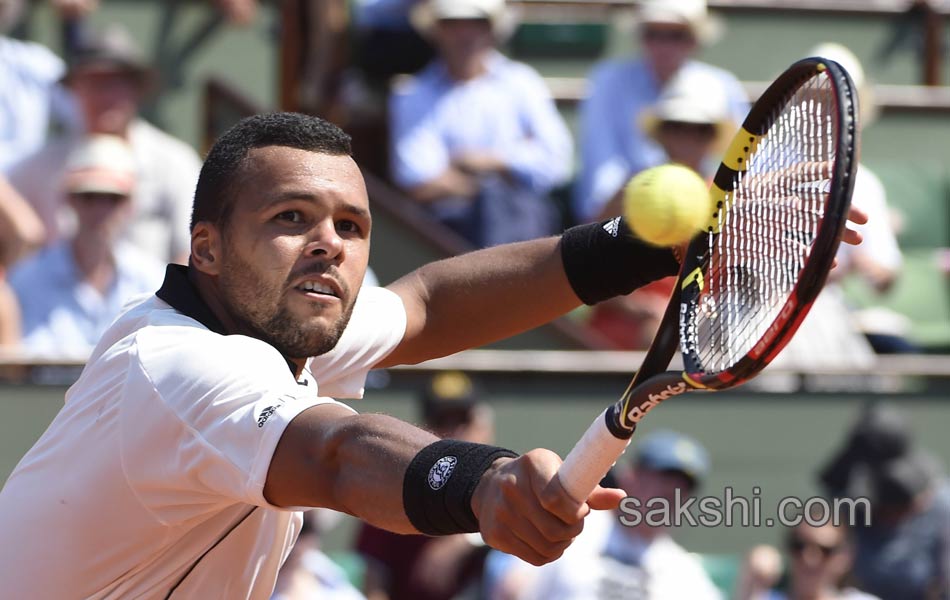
left=389, top=77, right=452, bottom=188
left=122, top=328, right=349, bottom=519
left=307, top=285, right=407, bottom=399
left=575, top=63, right=639, bottom=222
left=499, top=65, right=574, bottom=195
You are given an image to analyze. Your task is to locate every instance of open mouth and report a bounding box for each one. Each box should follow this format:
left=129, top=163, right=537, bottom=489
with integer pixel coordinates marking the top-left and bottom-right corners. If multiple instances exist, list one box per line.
left=296, top=280, right=340, bottom=298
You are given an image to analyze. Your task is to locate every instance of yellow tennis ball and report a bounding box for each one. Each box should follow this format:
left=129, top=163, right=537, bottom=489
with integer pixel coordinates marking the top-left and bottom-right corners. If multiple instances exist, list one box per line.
left=623, top=164, right=712, bottom=247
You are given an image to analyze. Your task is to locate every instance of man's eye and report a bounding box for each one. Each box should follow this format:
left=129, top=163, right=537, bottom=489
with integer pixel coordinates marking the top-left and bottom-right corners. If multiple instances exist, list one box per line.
left=276, top=211, right=302, bottom=223
left=338, top=220, right=361, bottom=234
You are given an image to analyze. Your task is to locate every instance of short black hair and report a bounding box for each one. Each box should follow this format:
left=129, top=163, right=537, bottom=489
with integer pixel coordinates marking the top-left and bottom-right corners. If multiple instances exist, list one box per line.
left=191, top=112, right=352, bottom=231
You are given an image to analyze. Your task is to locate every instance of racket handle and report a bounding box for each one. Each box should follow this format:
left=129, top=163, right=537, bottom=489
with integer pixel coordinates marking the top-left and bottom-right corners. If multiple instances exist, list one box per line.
left=558, top=408, right=632, bottom=503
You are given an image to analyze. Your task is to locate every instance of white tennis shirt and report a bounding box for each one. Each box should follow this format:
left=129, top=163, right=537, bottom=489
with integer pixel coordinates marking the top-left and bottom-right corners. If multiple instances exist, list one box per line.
left=0, top=265, right=407, bottom=599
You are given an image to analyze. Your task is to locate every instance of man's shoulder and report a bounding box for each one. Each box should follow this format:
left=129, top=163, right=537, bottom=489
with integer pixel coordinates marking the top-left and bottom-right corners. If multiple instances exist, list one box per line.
left=8, top=135, right=75, bottom=178
left=7, top=242, right=69, bottom=290
left=684, top=60, right=743, bottom=86
left=588, top=57, right=642, bottom=83
left=129, top=120, right=201, bottom=163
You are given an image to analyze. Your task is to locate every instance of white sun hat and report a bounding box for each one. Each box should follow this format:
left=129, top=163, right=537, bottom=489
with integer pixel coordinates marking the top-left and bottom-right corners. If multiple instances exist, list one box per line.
left=640, top=67, right=737, bottom=149
left=62, top=135, right=137, bottom=197
left=807, top=42, right=879, bottom=125
left=410, top=0, right=519, bottom=41
left=633, top=0, right=724, bottom=46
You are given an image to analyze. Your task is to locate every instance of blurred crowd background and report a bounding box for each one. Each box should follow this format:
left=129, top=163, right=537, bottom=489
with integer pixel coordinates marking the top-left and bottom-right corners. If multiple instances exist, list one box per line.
left=0, top=0, right=948, bottom=598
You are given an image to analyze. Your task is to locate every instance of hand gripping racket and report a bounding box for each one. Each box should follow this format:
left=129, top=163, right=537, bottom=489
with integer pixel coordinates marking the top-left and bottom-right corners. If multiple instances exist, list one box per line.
left=559, top=57, right=860, bottom=501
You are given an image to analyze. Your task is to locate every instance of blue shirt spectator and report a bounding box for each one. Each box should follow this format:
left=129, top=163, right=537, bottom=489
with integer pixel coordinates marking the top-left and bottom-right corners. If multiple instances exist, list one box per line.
left=391, top=50, right=571, bottom=196
left=574, top=58, right=747, bottom=222
left=0, top=36, right=78, bottom=173
left=390, top=47, right=572, bottom=246
left=9, top=240, right=163, bottom=356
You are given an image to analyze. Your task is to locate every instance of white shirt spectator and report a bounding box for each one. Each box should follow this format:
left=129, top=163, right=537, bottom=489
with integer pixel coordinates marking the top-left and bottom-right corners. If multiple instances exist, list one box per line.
left=8, top=118, right=202, bottom=262
left=0, top=35, right=78, bottom=172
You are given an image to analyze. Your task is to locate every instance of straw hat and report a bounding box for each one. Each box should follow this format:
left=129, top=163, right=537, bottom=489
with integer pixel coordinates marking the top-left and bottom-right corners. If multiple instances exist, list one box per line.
left=410, top=0, right=519, bottom=41
left=632, top=0, right=724, bottom=46
left=640, top=67, right=736, bottom=150
left=807, top=42, right=879, bottom=126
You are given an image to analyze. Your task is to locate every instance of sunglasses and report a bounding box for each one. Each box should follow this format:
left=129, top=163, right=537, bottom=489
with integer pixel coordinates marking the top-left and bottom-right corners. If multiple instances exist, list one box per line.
left=641, top=28, right=695, bottom=44
left=788, top=538, right=842, bottom=559
left=659, top=121, right=718, bottom=139
left=69, top=192, right=130, bottom=205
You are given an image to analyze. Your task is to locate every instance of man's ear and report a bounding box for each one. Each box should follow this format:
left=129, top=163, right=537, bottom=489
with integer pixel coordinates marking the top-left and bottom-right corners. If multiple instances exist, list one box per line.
left=190, top=222, right=221, bottom=276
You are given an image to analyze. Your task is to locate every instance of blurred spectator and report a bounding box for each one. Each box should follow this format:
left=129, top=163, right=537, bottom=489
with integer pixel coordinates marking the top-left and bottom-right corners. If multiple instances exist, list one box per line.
left=737, top=520, right=880, bottom=600
left=352, top=0, right=432, bottom=86
left=355, top=371, right=495, bottom=600
left=806, top=43, right=911, bottom=354
left=8, top=24, right=202, bottom=264
left=486, top=430, right=720, bottom=599
left=211, top=0, right=258, bottom=26
left=8, top=134, right=164, bottom=357
left=389, top=0, right=572, bottom=248
left=272, top=510, right=371, bottom=600
left=770, top=44, right=909, bottom=373
left=0, top=174, right=44, bottom=349
left=817, top=402, right=950, bottom=600
left=573, top=0, right=747, bottom=222
left=587, top=67, right=736, bottom=349
left=0, top=0, right=80, bottom=172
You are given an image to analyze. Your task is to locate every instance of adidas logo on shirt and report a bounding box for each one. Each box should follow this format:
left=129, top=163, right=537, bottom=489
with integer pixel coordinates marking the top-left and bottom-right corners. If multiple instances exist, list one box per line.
left=603, top=217, right=621, bottom=237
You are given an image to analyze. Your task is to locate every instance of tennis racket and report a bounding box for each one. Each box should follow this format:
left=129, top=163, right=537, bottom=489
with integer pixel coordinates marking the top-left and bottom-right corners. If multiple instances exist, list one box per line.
left=559, top=56, right=860, bottom=501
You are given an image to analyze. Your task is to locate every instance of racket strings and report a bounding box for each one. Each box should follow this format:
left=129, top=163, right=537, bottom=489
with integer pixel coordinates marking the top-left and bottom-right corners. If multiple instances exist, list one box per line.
left=689, top=73, right=836, bottom=373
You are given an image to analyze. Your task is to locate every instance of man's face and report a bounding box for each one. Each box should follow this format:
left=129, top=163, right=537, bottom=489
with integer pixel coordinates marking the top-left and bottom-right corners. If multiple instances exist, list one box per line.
left=788, top=524, right=851, bottom=594
left=205, top=146, right=371, bottom=359
left=656, top=121, right=717, bottom=171
left=69, top=66, right=142, bottom=135
left=433, top=19, right=495, bottom=67
left=640, top=23, right=697, bottom=81
left=68, top=191, right=132, bottom=242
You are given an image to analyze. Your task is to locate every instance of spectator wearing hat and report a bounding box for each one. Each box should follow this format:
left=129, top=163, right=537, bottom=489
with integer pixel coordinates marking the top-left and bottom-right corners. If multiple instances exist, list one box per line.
left=816, top=402, right=950, bottom=600
left=353, top=371, right=496, bottom=600
left=389, top=0, right=573, bottom=248
left=574, top=0, right=748, bottom=223
left=586, top=68, right=736, bottom=350
left=7, top=134, right=164, bottom=357
left=0, top=0, right=81, bottom=173
left=7, top=24, right=201, bottom=265
left=485, top=430, right=721, bottom=600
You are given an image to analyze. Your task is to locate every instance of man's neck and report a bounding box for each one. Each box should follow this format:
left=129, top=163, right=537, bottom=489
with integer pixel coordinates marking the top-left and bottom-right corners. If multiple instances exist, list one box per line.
left=188, top=268, right=307, bottom=378
left=71, top=235, right=116, bottom=294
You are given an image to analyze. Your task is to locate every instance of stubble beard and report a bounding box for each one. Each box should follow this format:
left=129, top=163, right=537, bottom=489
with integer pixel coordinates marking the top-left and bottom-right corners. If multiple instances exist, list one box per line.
left=218, top=255, right=356, bottom=359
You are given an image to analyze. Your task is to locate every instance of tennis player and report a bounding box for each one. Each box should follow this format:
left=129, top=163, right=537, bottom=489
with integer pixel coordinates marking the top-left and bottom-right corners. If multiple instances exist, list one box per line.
left=0, top=113, right=863, bottom=598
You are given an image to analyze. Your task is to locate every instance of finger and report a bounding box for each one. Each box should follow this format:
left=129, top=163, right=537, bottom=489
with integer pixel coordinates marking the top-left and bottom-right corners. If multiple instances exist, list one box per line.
left=841, top=227, right=863, bottom=247
left=847, top=205, right=868, bottom=225
left=587, top=485, right=626, bottom=511
left=493, top=526, right=567, bottom=567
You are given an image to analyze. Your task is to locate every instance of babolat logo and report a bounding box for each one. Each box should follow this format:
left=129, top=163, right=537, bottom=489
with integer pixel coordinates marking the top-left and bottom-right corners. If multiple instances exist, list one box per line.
left=751, top=299, right=797, bottom=358
left=626, top=382, right=688, bottom=424
left=257, top=405, right=278, bottom=428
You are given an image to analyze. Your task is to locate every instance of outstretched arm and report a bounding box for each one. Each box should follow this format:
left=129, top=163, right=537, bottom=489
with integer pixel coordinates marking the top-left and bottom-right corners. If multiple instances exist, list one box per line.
left=380, top=237, right=578, bottom=367
left=264, top=403, right=623, bottom=565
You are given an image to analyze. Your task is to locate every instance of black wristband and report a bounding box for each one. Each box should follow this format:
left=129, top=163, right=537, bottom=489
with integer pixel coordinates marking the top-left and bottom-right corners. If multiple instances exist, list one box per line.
left=560, top=217, right=680, bottom=305
left=403, top=439, right=518, bottom=536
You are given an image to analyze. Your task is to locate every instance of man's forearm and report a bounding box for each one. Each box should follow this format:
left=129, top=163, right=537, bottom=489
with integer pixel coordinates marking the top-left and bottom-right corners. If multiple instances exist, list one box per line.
left=381, top=237, right=577, bottom=367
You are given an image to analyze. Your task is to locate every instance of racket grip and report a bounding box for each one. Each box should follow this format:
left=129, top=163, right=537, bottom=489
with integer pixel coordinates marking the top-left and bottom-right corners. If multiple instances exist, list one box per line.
left=558, top=409, right=632, bottom=503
